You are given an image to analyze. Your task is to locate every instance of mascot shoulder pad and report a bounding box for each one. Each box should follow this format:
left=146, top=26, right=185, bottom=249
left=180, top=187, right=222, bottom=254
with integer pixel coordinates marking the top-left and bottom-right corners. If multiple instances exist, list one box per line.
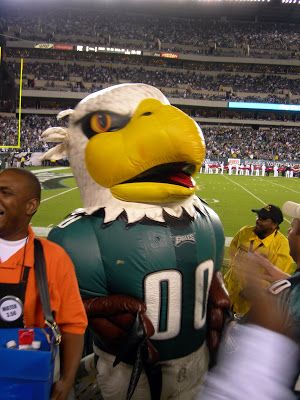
left=48, top=210, right=107, bottom=298
left=202, top=203, right=225, bottom=270
left=48, top=208, right=91, bottom=249
left=56, top=208, right=88, bottom=229
left=201, top=203, right=223, bottom=232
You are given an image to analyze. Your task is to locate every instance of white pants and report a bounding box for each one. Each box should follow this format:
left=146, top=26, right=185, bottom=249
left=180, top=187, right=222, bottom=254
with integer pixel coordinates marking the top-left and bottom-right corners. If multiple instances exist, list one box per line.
left=94, top=344, right=209, bottom=400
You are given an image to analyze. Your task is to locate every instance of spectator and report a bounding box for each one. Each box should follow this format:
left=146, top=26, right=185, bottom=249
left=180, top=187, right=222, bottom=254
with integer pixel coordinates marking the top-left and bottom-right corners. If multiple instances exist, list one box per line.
left=224, top=204, right=294, bottom=316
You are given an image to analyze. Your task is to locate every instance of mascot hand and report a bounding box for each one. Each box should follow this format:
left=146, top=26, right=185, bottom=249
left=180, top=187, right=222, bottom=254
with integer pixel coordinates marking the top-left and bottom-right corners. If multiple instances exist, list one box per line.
left=84, top=295, right=159, bottom=364
left=83, top=294, right=146, bottom=317
left=207, top=271, right=232, bottom=367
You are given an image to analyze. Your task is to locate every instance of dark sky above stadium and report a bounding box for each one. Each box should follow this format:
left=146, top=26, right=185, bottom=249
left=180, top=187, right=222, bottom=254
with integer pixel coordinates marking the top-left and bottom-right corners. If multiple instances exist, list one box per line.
left=2, top=0, right=300, bottom=22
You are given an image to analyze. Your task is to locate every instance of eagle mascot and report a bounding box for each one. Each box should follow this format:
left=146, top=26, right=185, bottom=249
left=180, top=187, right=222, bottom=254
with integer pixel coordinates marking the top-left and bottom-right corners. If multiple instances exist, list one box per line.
left=42, top=83, right=230, bottom=400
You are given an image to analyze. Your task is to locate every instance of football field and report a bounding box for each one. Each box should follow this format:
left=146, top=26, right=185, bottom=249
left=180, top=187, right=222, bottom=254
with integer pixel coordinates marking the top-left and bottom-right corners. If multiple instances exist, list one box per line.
left=31, top=167, right=300, bottom=245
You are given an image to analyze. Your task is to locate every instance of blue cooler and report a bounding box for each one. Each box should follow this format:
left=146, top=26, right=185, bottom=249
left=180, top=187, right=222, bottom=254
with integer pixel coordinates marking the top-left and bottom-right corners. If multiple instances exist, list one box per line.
left=0, top=328, right=57, bottom=400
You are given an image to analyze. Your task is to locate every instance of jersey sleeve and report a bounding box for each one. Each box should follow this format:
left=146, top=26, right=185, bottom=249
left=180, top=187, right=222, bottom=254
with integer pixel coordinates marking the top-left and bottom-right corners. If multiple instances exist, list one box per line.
left=286, top=282, right=300, bottom=341
left=48, top=216, right=109, bottom=298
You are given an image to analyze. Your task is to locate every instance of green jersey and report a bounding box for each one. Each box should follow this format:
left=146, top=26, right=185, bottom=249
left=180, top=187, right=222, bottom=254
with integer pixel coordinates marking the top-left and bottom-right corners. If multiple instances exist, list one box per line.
left=48, top=205, right=224, bottom=361
left=268, top=271, right=300, bottom=342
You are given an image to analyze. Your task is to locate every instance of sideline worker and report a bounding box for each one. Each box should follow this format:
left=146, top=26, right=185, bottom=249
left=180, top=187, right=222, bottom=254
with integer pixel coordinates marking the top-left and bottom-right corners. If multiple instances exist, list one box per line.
left=0, top=168, right=87, bottom=400
left=224, top=204, right=294, bottom=315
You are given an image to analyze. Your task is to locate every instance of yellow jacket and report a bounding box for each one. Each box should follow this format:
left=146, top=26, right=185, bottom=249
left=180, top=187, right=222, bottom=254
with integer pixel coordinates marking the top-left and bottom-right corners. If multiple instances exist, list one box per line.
left=224, top=225, right=294, bottom=315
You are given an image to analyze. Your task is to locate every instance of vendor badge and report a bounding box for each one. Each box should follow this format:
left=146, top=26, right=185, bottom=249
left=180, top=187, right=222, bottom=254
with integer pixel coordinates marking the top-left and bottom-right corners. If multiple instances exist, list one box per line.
left=0, top=296, right=23, bottom=322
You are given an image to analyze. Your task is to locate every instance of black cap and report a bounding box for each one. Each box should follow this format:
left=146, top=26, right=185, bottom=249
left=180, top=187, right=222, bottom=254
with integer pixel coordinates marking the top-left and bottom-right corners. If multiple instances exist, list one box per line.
left=251, top=204, right=283, bottom=225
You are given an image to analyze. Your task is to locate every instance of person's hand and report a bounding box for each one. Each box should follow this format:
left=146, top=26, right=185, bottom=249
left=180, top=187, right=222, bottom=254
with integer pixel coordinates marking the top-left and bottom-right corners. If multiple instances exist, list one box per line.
left=245, top=283, right=294, bottom=339
left=234, top=252, right=294, bottom=339
left=241, top=252, right=290, bottom=283
left=234, top=251, right=290, bottom=289
left=51, top=378, right=73, bottom=400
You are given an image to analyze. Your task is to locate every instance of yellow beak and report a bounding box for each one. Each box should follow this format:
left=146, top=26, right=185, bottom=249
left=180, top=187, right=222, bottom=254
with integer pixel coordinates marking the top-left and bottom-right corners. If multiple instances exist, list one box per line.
left=85, top=98, right=205, bottom=204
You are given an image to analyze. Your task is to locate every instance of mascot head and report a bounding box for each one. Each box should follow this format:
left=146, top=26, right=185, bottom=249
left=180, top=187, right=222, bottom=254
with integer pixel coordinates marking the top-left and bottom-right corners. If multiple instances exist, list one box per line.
left=42, top=83, right=206, bottom=221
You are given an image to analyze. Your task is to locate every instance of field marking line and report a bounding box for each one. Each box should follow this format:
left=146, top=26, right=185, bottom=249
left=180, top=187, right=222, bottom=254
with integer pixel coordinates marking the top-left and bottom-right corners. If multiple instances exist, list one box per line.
left=225, top=237, right=233, bottom=247
left=260, top=180, right=300, bottom=195
left=222, top=175, right=291, bottom=224
left=41, top=187, right=78, bottom=203
left=33, top=167, right=70, bottom=173
left=32, top=227, right=51, bottom=236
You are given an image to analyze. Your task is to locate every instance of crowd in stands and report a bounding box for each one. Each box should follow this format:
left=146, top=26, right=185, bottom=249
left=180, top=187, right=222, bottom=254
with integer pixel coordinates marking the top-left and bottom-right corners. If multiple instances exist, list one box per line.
left=2, top=9, right=300, bottom=163
left=5, top=42, right=300, bottom=106
left=204, top=126, right=300, bottom=161
left=7, top=48, right=300, bottom=75
left=0, top=115, right=65, bottom=152
left=192, top=109, right=300, bottom=122
left=0, top=115, right=299, bottom=162
left=7, top=59, right=300, bottom=100
left=3, top=10, right=300, bottom=59
left=19, top=97, right=300, bottom=121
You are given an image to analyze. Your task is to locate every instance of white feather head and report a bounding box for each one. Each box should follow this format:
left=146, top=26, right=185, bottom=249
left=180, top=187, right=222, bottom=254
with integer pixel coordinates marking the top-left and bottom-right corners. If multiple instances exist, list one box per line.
left=71, top=83, right=169, bottom=124
left=41, top=83, right=203, bottom=222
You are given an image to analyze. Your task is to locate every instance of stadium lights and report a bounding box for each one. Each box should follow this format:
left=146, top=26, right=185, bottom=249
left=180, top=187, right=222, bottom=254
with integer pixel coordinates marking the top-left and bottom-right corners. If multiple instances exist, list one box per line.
left=282, top=0, right=300, bottom=3
left=196, top=0, right=271, bottom=1
left=196, top=0, right=271, bottom=2
left=229, top=102, right=300, bottom=112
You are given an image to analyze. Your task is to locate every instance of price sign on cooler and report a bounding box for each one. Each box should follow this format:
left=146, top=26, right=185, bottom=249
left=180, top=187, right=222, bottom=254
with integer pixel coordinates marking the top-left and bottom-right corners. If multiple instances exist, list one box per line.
left=0, top=296, right=23, bottom=322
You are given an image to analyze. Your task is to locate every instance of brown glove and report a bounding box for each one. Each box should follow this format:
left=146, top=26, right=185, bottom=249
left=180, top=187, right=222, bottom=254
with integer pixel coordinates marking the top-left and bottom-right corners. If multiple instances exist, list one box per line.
left=84, top=294, right=147, bottom=317
left=83, top=295, right=158, bottom=364
left=207, top=271, right=232, bottom=367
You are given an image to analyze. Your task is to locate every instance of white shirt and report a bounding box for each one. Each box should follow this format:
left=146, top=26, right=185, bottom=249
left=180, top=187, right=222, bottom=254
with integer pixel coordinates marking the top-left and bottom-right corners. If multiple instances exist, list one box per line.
left=0, top=237, right=27, bottom=262
left=200, top=324, right=299, bottom=400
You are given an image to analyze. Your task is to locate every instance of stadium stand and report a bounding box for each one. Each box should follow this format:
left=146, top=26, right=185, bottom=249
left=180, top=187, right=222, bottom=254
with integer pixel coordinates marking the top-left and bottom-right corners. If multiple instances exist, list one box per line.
left=1, top=2, right=300, bottom=165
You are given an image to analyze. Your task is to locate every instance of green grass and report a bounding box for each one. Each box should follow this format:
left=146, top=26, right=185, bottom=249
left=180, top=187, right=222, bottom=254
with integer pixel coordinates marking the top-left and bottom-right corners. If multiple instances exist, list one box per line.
left=31, top=168, right=300, bottom=241
left=32, top=169, right=81, bottom=228
left=195, top=174, right=299, bottom=238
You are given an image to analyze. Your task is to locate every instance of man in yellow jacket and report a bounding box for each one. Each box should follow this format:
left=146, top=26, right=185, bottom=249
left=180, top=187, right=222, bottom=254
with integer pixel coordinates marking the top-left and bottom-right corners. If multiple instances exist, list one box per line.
left=224, top=204, right=294, bottom=316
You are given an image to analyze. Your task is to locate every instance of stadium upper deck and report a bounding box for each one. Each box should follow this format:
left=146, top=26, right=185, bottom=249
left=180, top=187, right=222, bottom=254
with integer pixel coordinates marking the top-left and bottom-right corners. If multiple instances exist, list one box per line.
left=3, top=5, right=300, bottom=59
left=1, top=1, right=300, bottom=161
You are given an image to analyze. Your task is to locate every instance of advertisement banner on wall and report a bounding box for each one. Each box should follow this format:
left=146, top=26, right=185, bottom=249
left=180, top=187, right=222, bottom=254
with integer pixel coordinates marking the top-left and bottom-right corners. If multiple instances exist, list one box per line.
left=75, top=45, right=142, bottom=55
left=34, top=43, right=54, bottom=49
left=53, top=44, right=74, bottom=51
left=227, top=158, right=241, bottom=166
left=160, top=52, right=179, bottom=59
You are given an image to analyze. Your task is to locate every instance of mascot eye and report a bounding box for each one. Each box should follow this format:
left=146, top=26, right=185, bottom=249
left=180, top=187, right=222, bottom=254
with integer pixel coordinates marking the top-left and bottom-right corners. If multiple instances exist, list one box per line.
left=90, top=113, right=111, bottom=133
left=80, top=111, right=130, bottom=139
